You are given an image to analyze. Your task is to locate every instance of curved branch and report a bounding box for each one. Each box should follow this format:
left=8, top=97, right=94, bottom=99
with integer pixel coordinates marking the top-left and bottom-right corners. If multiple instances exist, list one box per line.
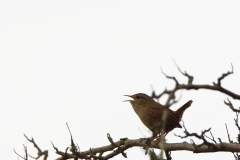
left=178, top=84, right=240, bottom=100
left=20, top=134, right=240, bottom=160
left=55, top=138, right=240, bottom=160
left=153, top=64, right=240, bottom=108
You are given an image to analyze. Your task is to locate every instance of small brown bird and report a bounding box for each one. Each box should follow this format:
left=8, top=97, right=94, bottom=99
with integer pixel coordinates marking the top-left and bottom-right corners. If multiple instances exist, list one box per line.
left=124, top=93, right=193, bottom=139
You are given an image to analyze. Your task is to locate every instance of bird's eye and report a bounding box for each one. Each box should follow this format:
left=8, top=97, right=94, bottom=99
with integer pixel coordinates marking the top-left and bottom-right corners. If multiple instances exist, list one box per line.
left=136, top=96, right=140, bottom=99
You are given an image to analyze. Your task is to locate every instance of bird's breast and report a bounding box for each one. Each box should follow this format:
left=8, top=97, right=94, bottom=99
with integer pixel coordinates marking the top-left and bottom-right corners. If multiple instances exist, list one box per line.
left=133, top=106, right=160, bottom=131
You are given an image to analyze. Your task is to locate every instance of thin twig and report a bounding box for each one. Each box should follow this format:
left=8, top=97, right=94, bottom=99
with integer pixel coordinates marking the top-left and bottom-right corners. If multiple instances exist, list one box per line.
left=225, top=123, right=233, bottom=143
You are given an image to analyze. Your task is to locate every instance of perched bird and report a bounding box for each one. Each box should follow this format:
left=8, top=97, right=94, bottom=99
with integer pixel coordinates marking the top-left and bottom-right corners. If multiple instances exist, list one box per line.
left=124, top=93, right=193, bottom=139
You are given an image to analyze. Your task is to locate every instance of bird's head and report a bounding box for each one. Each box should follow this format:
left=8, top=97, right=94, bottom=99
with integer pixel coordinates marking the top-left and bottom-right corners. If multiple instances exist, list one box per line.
left=123, top=93, right=155, bottom=107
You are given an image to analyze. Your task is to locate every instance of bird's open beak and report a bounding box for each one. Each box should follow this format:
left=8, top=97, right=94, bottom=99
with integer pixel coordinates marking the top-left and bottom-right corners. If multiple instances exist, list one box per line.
left=123, top=95, right=134, bottom=102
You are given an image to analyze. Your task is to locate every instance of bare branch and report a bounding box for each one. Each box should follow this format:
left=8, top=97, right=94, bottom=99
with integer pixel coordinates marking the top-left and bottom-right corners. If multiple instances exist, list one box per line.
left=54, top=138, right=240, bottom=160
left=178, top=84, right=240, bottom=100
left=224, top=98, right=240, bottom=112
left=153, top=63, right=240, bottom=110
left=210, top=131, right=217, bottom=144
left=66, top=123, right=80, bottom=155
left=225, top=123, right=233, bottom=143
left=234, top=111, right=240, bottom=131
left=217, top=63, right=234, bottom=86
left=107, top=133, right=127, bottom=158
left=151, top=87, right=169, bottom=100
left=172, top=59, right=193, bottom=85
left=160, top=67, right=179, bottom=85
left=13, top=145, right=28, bottom=160
left=175, top=122, right=217, bottom=149
left=24, top=134, right=48, bottom=160
left=204, top=131, right=217, bottom=144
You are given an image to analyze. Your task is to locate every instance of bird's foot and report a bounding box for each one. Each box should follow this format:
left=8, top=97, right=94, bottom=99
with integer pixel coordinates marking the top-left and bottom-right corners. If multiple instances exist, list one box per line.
left=145, top=137, right=151, bottom=145
left=142, top=137, right=153, bottom=155
left=152, top=135, right=166, bottom=145
left=139, top=137, right=148, bottom=143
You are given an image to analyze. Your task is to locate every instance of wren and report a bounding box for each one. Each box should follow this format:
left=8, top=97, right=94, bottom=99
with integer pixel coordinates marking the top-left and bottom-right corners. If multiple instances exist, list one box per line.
left=124, top=93, right=193, bottom=139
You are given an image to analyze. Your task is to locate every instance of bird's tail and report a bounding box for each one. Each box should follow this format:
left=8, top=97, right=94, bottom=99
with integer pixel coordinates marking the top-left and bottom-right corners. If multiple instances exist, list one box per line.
left=175, top=100, right=193, bottom=119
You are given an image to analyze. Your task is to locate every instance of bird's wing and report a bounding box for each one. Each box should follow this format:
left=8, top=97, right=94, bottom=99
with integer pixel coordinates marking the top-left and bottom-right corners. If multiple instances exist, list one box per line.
left=148, top=108, right=163, bottom=120
left=148, top=108, right=181, bottom=128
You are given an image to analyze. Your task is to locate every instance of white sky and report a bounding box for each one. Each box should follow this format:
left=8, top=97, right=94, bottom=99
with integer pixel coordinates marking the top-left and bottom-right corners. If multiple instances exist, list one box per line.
left=1, top=0, right=240, bottom=160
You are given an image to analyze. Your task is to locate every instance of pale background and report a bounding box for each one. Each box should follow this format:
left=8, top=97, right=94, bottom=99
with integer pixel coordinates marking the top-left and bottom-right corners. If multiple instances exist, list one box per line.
left=1, top=1, right=240, bottom=160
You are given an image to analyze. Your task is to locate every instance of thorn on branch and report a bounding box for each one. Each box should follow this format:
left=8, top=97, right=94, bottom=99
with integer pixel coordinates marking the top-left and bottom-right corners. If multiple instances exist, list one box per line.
left=218, top=138, right=222, bottom=143
left=66, top=123, right=79, bottom=153
left=190, top=139, right=196, bottom=146
left=107, top=133, right=116, bottom=146
left=51, top=141, right=59, bottom=153
left=121, top=151, right=127, bottom=158
left=165, top=150, right=172, bottom=160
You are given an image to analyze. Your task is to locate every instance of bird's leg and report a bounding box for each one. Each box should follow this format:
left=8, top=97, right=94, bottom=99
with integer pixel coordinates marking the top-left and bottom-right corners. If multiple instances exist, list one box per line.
left=143, top=133, right=164, bottom=155
left=143, top=137, right=152, bottom=155
left=153, top=132, right=169, bottom=144
left=140, top=133, right=158, bottom=145
left=142, top=132, right=159, bottom=154
left=145, top=137, right=152, bottom=145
